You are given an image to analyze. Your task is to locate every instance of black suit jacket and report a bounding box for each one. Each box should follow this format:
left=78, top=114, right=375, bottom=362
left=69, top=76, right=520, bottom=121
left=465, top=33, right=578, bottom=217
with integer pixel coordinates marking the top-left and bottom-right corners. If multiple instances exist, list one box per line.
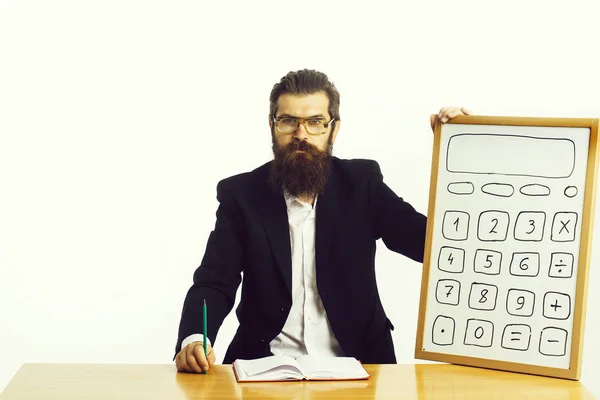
left=175, top=157, right=427, bottom=364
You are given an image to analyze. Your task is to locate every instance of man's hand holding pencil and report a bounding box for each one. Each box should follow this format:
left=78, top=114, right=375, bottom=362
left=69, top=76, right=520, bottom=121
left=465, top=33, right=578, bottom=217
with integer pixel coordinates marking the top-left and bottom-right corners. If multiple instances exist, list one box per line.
left=176, top=341, right=216, bottom=373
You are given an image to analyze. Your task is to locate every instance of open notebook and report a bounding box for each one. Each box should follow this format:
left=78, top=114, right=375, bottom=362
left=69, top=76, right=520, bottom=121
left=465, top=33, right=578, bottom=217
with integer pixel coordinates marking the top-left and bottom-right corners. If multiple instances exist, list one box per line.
left=232, top=355, right=370, bottom=382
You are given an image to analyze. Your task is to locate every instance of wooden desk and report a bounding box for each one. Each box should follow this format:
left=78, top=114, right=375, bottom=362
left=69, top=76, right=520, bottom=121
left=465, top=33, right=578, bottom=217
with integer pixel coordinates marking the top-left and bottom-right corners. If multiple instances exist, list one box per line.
left=0, top=363, right=595, bottom=399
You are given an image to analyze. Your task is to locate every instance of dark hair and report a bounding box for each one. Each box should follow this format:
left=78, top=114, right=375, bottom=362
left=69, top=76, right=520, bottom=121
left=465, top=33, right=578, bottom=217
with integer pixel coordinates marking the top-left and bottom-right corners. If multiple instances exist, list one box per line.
left=269, top=69, right=340, bottom=124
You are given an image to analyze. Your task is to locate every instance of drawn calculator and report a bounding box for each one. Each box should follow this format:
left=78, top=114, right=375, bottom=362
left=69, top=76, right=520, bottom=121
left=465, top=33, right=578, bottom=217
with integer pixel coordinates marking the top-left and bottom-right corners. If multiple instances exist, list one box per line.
left=415, top=116, right=599, bottom=379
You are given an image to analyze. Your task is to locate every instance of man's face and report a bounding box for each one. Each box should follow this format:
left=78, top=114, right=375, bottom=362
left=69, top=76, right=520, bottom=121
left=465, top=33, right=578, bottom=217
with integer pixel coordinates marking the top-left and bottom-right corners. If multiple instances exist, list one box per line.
left=270, top=92, right=339, bottom=152
left=268, top=91, right=340, bottom=198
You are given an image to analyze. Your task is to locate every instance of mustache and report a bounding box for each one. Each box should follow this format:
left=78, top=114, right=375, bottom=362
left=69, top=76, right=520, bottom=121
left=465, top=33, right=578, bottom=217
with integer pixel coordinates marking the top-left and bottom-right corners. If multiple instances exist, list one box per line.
left=285, top=139, right=318, bottom=153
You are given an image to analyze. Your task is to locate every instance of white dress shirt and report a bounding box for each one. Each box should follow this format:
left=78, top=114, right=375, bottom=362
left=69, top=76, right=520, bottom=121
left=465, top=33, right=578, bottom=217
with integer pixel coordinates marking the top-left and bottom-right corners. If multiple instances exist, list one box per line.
left=181, top=192, right=344, bottom=358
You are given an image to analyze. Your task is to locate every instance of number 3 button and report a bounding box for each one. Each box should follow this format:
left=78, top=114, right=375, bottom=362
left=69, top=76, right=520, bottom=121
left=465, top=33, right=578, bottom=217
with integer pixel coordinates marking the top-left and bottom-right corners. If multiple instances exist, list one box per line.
left=514, top=211, right=546, bottom=241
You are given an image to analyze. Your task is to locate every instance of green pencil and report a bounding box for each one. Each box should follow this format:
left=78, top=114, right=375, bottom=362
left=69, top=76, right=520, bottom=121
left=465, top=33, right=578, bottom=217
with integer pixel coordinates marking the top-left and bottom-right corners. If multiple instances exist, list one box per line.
left=203, top=299, right=208, bottom=374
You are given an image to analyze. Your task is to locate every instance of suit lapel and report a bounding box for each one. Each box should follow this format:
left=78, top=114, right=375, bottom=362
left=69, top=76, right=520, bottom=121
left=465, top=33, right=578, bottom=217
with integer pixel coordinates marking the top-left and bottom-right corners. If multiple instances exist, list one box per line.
left=254, top=167, right=293, bottom=297
left=315, top=163, right=343, bottom=274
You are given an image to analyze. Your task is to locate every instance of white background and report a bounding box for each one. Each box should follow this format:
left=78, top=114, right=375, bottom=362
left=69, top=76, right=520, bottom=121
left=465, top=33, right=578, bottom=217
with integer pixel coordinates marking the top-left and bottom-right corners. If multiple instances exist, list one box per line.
left=1, top=0, right=599, bottom=397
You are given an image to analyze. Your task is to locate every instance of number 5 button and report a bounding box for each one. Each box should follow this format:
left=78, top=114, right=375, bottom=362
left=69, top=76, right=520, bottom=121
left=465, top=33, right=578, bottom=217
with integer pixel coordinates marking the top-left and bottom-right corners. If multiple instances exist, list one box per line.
left=514, top=211, right=546, bottom=241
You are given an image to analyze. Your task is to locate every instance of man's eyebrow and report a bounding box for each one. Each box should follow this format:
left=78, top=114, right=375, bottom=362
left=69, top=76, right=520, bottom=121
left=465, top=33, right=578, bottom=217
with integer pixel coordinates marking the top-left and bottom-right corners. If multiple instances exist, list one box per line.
left=276, top=113, right=327, bottom=118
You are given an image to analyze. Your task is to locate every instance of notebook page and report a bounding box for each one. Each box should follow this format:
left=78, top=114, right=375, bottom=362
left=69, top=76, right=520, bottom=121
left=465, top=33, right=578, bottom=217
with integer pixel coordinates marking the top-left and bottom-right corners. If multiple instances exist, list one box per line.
left=296, top=356, right=369, bottom=379
left=235, top=356, right=303, bottom=380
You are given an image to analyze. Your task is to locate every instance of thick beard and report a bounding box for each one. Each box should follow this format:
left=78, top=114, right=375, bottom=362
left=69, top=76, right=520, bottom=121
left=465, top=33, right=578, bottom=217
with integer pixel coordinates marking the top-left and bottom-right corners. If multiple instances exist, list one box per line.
left=268, top=136, right=333, bottom=198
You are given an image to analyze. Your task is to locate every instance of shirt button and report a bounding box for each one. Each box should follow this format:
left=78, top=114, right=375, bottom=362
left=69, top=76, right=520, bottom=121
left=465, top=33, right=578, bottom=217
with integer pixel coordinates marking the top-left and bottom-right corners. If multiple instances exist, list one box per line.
left=308, top=316, right=312, bottom=321
left=280, top=307, right=285, bottom=312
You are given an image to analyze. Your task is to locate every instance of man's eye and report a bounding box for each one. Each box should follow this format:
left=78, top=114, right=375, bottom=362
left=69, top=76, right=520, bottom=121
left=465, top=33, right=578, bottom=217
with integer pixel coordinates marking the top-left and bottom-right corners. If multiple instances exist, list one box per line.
left=280, top=118, right=295, bottom=124
left=308, top=119, right=323, bottom=125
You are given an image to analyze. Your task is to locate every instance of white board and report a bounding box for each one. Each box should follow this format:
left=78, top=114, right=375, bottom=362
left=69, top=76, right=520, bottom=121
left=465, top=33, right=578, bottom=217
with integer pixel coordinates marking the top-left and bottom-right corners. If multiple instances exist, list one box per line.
left=415, top=116, right=599, bottom=380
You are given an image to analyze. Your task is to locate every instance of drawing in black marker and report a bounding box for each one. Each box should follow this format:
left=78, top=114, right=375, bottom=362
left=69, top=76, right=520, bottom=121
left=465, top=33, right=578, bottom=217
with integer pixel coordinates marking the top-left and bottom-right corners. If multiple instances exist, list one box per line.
left=514, top=211, right=546, bottom=242
left=543, top=292, right=571, bottom=320
left=564, top=186, right=578, bottom=198
left=468, top=282, right=498, bottom=311
left=463, top=319, right=494, bottom=348
left=432, top=315, right=455, bottom=346
left=445, top=134, right=575, bottom=179
left=548, top=252, right=574, bottom=278
left=539, top=327, right=568, bottom=356
left=520, top=183, right=551, bottom=197
left=481, top=182, right=514, bottom=197
left=551, top=212, right=578, bottom=242
left=477, top=210, right=510, bottom=242
left=473, top=249, right=502, bottom=275
left=438, top=246, right=465, bottom=274
left=435, top=279, right=461, bottom=306
left=501, top=324, right=532, bottom=351
left=506, top=289, right=535, bottom=317
left=447, top=182, right=474, bottom=195
left=442, top=211, right=470, bottom=241
left=509, top=252, right=540, bottom=277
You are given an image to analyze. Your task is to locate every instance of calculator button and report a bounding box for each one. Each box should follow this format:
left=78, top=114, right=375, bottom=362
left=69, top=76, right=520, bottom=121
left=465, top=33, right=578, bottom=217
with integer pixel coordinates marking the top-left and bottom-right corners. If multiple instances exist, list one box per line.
left=438, top=246, right=465, bottom=273
left=464, top=319, right=494, bottom=347
left=506, top=289, right=535, bottom=317
left=509, top=252, right=540, bottom=277
left=514, top=211, right=546, bottom=241
left=432, top=315, right=455, bottom=346
left=543, top=292, right=571, bottom=320
left=468, top=282, right=498, bottom=311
left=477, top=210, right=510, bottom=241
left=501, top=324, right=532, bottom=351
left=548, top=253, right=574, bottom=278
left=435, top=279, right=461, bottom=306
left=539, top=327, right=568, bottom=356
left=473, top=249, right=502, bottom=275
left=551, top=212, right=578, bottom=242
left=442, top=211, right=470, bottom=241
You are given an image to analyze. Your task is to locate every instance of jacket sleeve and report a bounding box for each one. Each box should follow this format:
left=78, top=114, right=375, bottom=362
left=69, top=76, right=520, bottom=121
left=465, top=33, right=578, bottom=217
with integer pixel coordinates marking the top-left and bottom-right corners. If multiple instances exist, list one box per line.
left=174, top=179, right=244, bottom=357
left=368, top=160, right=427, bottom=262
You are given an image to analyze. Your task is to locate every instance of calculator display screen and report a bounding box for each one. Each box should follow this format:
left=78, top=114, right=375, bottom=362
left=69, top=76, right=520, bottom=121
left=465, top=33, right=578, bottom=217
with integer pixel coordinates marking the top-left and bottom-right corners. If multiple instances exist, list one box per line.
left=446, top=134, right=575, bottom=179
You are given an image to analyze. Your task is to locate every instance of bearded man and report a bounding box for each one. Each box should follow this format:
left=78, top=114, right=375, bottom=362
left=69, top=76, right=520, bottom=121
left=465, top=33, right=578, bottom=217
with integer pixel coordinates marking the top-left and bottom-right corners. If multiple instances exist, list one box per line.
left=174, top=69, right=470, bottom=373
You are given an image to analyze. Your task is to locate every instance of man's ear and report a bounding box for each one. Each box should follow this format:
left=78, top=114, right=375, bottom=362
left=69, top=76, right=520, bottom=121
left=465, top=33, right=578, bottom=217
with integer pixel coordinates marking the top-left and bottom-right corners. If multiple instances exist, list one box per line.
left=268, top=116, right=273, bottom=130
left=330, top=120, right=341, bottom=145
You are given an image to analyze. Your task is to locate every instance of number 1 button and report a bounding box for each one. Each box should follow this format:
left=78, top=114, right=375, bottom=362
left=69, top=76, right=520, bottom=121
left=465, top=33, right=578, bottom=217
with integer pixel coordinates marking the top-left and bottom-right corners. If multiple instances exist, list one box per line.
left=442, top=211, right=470, bottom=241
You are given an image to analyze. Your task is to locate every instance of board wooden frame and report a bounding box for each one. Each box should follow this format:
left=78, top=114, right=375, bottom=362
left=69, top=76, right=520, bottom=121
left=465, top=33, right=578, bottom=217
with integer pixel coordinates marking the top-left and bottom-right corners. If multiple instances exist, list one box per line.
left=414, top=115, right=599, bottom=380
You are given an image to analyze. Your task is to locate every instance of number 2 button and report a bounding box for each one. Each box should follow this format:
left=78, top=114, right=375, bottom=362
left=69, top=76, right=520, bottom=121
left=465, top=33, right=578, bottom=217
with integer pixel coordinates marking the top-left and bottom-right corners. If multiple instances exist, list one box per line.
left=478, top=211, right=509, bottom=241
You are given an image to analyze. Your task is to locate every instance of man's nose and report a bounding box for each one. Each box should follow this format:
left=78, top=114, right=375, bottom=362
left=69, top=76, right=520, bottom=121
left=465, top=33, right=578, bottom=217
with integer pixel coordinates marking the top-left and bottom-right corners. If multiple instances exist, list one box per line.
left=293, top=122, right=310, bottom=140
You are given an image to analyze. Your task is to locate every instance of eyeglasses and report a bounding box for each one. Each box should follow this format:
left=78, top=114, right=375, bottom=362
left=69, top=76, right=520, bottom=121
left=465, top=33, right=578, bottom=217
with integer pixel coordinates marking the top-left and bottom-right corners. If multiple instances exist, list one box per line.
left=273, top=116, right=335, bottom=135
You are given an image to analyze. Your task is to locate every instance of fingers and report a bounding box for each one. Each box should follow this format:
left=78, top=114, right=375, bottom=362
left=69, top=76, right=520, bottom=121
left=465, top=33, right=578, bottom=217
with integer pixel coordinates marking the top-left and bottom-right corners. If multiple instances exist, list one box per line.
left=176, top=342, right=210, bottom=374
left=176, top=349, right=190, bottom=372
left=437, top=106, right=472, bottom=123
left=207, top=345, right=216, bottom=366
left=193, top=343, right=210, bottom=372
left=187, top=343, right=205, bottom=373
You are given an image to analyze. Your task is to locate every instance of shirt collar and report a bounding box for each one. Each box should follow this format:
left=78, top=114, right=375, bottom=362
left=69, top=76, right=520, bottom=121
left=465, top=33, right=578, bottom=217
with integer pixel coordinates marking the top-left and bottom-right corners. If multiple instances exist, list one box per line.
left=283, top=190, right=318, bottom=209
